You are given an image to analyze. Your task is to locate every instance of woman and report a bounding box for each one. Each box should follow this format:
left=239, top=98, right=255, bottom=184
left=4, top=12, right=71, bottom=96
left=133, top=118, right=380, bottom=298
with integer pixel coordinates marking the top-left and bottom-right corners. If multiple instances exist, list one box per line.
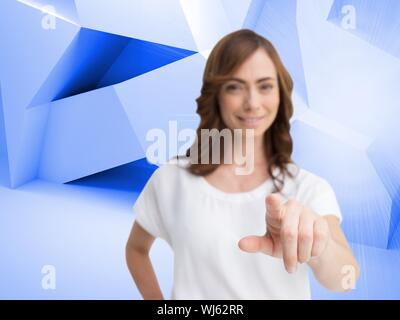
left=125, top=29, right=360, bottom=300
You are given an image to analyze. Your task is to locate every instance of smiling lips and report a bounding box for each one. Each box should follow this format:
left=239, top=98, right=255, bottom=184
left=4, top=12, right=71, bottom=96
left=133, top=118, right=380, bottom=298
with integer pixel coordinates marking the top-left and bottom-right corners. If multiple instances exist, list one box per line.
left=237, top=115, right=265, bottom=128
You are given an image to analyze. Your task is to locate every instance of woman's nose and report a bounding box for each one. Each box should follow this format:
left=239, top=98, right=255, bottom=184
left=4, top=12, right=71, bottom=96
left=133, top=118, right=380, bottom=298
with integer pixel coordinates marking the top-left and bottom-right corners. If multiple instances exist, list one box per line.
left=243, top=89, right=261, bottom=111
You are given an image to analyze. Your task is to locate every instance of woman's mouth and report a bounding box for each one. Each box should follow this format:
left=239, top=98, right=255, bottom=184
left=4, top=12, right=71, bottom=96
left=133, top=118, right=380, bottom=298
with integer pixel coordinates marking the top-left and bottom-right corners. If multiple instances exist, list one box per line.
left=237, top=115, right=265, bottom=128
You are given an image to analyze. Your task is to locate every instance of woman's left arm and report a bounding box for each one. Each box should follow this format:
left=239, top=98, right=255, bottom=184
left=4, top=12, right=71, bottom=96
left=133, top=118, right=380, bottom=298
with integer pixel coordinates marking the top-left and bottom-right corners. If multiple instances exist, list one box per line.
left=307, top=215, right=360, bottom=292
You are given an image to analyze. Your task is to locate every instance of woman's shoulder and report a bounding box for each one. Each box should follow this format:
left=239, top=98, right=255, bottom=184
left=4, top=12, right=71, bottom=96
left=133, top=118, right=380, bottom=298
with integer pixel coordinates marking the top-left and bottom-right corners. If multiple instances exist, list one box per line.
left=149, top=156, right=192, bottom=185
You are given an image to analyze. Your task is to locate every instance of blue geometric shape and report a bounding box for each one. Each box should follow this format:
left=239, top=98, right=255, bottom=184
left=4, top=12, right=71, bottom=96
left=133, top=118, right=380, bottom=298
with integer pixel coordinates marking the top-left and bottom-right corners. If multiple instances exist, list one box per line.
left=29, top=27, right=197, bottom=107
left=242, top=0, right=267, bottom=30
left=0, top=83, right=6, bottom=158
left=243, top=0, right=309, bottom=105
left=114, top=52, right=204, bottom=157
left=97, top=36, right=197, bottom=88
left=366, top=133, right=400, bottom=250
left=291, top=120, right=392, bottom=249
left=38, top=86, right=144, bottom=183
left=327, top=0, right=400, bottom=60
left=68, top=158, right=158, bottom=193
left=0, top=0, right=80, bottom=187
left=0, top=82, right=10, bottom=187
left=388, top=188, right=400, bottom=249
left=14, top=103, right=51, bottom=188
left=74, top=0, right=197, bottom=51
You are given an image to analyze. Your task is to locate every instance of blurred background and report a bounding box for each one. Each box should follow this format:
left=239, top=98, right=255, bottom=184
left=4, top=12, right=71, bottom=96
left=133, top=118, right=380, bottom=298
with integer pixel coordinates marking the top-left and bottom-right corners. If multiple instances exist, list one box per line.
left=0, top=0, right=399, bottom=299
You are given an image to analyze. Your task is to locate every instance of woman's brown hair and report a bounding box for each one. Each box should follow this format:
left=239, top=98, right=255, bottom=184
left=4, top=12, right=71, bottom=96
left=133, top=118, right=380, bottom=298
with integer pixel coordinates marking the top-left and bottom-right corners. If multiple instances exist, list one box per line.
left=181, top=29, right=297, bottom=192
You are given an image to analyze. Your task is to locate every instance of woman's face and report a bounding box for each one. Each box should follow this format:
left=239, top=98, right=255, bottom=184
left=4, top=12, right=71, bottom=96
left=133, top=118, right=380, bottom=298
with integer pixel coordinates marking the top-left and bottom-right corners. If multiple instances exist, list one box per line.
left=218, top=48, right=280, bottom=138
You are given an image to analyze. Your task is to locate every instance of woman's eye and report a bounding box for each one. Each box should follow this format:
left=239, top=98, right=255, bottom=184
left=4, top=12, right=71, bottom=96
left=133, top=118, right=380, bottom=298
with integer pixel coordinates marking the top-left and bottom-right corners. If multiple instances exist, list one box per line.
left=260, top=84, right=273, bottom=91
left=225, top=84, right=242, bottom=91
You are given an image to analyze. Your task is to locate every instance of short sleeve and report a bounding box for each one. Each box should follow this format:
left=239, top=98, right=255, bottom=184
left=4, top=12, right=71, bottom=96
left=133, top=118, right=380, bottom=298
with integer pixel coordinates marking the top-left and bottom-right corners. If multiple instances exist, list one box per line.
left=307, top=178, right=343, bottom=224
left=133, top=169, right=169, bottom=240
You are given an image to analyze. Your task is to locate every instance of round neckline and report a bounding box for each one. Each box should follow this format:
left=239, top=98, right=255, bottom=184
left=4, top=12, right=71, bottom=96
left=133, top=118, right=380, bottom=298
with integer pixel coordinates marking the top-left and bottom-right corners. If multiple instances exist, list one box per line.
left=197, top=170, right=278, bottom=202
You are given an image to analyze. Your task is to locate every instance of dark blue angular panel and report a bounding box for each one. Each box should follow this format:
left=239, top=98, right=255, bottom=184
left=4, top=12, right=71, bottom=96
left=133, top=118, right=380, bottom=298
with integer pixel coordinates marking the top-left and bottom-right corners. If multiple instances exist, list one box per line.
left=98, top=38, right=197, bottom=88
left=29, top=27, right=197, bottom=107
left=67, top=157, right=158, bottom=193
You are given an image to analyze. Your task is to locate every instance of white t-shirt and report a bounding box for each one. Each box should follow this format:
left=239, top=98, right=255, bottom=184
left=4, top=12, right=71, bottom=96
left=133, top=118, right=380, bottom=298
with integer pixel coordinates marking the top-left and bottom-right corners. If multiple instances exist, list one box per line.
left=133, top=159, right=342, bottom=300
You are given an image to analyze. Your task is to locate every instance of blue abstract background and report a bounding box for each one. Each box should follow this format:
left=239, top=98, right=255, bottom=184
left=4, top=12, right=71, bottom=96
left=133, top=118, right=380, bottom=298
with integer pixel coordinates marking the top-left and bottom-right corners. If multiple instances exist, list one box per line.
left=0, top=0, right=399, bottom=299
